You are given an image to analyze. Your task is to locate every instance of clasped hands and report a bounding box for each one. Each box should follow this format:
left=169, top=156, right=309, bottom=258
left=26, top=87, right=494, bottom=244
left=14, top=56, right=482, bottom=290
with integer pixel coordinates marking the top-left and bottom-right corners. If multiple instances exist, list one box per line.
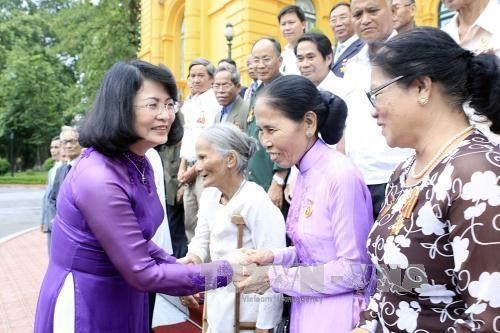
left=230, top=248, right=275, bottom=295
left=178, top=248, right=275, bottom=296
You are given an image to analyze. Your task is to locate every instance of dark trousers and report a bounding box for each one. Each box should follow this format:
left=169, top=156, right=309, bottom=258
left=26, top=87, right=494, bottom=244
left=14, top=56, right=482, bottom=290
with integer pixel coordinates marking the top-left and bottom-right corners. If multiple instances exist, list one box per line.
left=167, top=203, right=188, bottom=258
left=367, top=183, right=387, bottom=221
left=149, top=292, right=156, bottom=332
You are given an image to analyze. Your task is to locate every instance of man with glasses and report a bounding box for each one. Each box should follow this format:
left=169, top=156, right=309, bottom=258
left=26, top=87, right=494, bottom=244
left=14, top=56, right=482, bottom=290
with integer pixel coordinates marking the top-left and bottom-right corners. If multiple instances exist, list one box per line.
left=47, top=126, right=82, bottom=255
left=178, top=58, right=219, bottom=242
left=329, top=2, right=364, bottom=77
left=392, top=0, right=416, bottom=33
left=333, top=0, right=412, bottom=219
left=213, top=64, right=249, bottom=130
left=246, top=37, right=288, bottom=212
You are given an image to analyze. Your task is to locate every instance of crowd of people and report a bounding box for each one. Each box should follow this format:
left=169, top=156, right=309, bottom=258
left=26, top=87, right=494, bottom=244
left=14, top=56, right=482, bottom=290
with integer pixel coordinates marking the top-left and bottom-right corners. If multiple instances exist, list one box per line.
left=36, top=0, right=500, bottom=332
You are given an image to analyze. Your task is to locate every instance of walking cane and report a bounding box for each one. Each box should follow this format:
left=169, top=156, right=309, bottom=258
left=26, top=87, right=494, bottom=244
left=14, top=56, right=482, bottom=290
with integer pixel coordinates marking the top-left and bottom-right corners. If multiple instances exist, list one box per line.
left=231, top=214, right=257, bottom=333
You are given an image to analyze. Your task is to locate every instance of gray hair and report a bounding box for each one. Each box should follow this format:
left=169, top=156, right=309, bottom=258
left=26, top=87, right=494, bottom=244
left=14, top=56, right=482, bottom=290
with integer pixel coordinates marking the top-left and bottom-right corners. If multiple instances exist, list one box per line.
left=189, top=58, right=216, bottom=78
left=60, top=125, right=78, bottom=138
left=215, top=63, right=241, bottom=85
left=199, top=123, right=258, bottom=174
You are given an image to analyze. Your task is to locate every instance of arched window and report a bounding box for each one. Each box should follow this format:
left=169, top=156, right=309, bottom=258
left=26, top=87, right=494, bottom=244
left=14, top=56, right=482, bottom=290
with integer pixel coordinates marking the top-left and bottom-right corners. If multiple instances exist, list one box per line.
left=296, top=0, right=316, bottom=30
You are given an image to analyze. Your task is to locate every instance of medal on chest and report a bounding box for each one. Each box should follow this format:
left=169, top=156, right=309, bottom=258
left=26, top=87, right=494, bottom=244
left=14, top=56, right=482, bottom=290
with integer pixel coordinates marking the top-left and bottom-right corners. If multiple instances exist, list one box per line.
left=388, top=187, right=420, bottom=236
left=304, top=199, right=313, bottom=218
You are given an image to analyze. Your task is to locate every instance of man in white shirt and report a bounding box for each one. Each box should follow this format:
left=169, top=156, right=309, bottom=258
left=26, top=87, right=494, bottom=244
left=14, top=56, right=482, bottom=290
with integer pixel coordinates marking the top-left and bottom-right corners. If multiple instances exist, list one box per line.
left=329, top=2, right=364, bottom=77
left=333, top=0, right=412, bottom=218
left=177, top=58, right=219, bottom=241
left=277, top=5, right=306, bottom=75
left=441, top=0, right=500, bottom=144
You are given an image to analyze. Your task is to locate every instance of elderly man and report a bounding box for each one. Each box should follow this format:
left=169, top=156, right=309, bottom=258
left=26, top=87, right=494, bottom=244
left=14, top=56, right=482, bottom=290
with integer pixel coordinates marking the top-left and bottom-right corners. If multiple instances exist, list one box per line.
left=333, top=0, right=412, bottom=219
left=246, top=37, right=288, bottom=211
left=47, top=126, right=82, bottom=255
left=213, top=64, right=249, bottom=129
left=243, top=55, right=260, bottom=104
left=329, top=2, right=364, bottom=77
left=177, top=58, right=219, bottom=241
left=392, top=0, right=416, bottom=33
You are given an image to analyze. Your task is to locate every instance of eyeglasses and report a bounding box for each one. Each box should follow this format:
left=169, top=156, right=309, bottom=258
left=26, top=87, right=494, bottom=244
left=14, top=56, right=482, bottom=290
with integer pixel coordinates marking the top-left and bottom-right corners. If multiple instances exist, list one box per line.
left=136, top=102, right=177, bottom=113
left=212, top=82, right=235, bottom=92
left=253, top=57, right=274, bottom=66
left=61, top=138, right=78, bottom=145
left=366, top=75, right=404, bottom=107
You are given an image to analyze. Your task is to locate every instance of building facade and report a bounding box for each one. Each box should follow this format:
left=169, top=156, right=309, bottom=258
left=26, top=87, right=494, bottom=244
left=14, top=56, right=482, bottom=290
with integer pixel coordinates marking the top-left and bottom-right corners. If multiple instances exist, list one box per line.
left=138, top=0, right=455, bottom=95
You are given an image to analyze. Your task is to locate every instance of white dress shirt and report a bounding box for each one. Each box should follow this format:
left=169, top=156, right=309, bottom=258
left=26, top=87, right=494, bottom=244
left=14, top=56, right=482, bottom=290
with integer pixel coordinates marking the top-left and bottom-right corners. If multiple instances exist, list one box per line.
left=332, top=32, right=413, bottom=185
left=179, top=89, right=219, bottom=161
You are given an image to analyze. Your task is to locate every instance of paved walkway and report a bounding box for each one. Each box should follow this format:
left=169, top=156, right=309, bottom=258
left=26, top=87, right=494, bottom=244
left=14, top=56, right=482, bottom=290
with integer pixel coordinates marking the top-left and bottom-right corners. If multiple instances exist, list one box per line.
left=0, top=229, right=48, bottom=333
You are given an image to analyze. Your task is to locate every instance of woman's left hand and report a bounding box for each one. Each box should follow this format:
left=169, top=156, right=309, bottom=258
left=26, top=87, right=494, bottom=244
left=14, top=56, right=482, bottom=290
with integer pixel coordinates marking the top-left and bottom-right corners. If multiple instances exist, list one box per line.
left=268, top=182, right=283, bottom=208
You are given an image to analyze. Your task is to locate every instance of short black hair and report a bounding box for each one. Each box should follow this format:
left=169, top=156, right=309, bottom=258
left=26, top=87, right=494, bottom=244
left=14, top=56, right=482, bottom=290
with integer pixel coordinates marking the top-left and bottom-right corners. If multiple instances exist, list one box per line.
left=294, top=32, right=333, bottom=60
left=372, top=27, right=500, bottom=134
left=329, top=2, right=351, bottom=16
left=277, top=5, right=306, bottom=23
left=258, top=75, right=347, bottom=145
left=79, top=59, right=183, bottom=156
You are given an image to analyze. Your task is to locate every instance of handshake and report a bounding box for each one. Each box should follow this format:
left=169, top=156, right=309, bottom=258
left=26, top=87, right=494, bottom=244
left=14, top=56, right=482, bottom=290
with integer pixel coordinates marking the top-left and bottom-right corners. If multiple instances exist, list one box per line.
left=178, top=248, right=275, bottom=296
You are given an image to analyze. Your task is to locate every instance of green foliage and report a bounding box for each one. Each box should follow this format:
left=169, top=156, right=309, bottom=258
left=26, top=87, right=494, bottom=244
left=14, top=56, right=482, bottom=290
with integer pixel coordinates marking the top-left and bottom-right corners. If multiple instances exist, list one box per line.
left=0, top=0, right=140, bottom=169
left=0, top=158, right=10, bottom=175
left=0, top=171, right=47, bottom=184
left=42, top=157, right=54, bottom=171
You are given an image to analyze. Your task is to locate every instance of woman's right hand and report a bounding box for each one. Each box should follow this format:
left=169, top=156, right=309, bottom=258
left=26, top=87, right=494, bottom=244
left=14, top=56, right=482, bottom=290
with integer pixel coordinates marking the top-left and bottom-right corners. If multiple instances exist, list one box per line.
left=240, top=249, right=274, bottom=266
left=177, top=253, right=202, bottom=264
left=180, top=295, right=199, bottom=309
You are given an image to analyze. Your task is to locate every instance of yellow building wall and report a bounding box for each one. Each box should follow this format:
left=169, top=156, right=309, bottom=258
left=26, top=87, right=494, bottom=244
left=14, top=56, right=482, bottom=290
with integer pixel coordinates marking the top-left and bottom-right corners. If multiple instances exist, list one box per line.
left=139, top=0, right=442, bottom=97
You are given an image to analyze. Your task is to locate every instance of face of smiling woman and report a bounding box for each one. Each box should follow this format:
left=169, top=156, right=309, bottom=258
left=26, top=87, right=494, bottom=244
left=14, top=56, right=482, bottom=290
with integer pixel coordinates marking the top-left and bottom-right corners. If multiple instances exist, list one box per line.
left=130, top=78, right=176, bottom=155
left=254, top=97, right=312, bottom=168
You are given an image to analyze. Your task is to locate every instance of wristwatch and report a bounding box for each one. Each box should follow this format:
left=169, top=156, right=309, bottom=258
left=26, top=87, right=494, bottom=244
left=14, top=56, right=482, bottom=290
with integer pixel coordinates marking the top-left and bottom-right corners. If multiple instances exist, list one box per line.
left=272, top=174, right=285, bottom=186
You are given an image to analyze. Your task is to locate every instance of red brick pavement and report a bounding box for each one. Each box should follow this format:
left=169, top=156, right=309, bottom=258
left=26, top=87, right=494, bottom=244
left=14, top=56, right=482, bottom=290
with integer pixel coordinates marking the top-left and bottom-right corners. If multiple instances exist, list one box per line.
left=0, top=229, right=48, bottom=333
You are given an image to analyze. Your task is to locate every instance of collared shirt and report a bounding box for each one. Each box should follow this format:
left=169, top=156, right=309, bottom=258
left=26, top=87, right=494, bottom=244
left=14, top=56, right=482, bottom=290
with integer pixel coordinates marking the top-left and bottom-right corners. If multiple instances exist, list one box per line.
left=280, top=44, right=301, bottom=75
left=442, top=0, right=500, bottom=57
left=219, top=98, right=236, bottom=122
left=179, top=88, right=219, bottom=162
left=333, top=34, right=359, bottom=63
left=332, top=31, right=413, bottom=185
left=442, top=0, right=500, bottom=144
left=243, top=80, right=261, bottom=103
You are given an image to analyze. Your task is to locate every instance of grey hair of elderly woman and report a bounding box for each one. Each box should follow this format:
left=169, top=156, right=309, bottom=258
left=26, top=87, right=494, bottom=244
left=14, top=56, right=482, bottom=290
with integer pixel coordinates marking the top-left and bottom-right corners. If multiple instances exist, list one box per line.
left=198, top=123, right=258, bottom=174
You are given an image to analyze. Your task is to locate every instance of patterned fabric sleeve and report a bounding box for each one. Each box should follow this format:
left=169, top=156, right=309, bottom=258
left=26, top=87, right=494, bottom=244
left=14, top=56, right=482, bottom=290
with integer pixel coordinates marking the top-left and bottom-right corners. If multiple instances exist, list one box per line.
left=446, top=153, right=500, bottom=331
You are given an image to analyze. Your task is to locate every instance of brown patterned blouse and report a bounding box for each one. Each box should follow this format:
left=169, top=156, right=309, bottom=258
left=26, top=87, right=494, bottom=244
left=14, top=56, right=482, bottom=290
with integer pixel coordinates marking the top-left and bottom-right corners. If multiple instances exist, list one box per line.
left=358, top=131, right=500, bottom=332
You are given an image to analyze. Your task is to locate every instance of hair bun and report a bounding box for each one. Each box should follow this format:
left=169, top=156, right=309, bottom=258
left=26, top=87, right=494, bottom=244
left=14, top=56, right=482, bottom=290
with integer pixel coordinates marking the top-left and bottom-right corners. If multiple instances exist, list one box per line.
left=318, top=90, right=348, bottom=145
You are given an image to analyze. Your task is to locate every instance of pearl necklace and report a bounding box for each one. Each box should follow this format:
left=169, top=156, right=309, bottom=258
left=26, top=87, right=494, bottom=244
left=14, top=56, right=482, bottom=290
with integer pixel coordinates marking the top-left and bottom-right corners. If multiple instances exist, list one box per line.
left=124, top=154, right=146, bottom=184
left=410, top=126, right=473, bottom=180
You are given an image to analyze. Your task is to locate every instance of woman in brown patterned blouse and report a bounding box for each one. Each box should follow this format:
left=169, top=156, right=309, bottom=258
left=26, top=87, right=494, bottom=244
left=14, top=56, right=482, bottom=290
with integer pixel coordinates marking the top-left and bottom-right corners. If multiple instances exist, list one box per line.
left=354, top=27, right=500, bottom=333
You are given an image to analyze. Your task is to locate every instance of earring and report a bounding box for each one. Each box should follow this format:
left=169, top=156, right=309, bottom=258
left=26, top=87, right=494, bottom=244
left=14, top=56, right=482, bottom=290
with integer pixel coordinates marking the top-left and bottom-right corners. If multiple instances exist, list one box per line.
left=418, top=96, right=429, bottom=105
left=306, top=131, right=313, bottom=138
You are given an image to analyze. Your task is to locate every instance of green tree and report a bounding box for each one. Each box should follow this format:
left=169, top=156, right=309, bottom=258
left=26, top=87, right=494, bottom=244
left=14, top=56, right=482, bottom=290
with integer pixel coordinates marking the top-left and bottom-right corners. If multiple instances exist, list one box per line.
left=0, top=0, right=140, bottom=169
